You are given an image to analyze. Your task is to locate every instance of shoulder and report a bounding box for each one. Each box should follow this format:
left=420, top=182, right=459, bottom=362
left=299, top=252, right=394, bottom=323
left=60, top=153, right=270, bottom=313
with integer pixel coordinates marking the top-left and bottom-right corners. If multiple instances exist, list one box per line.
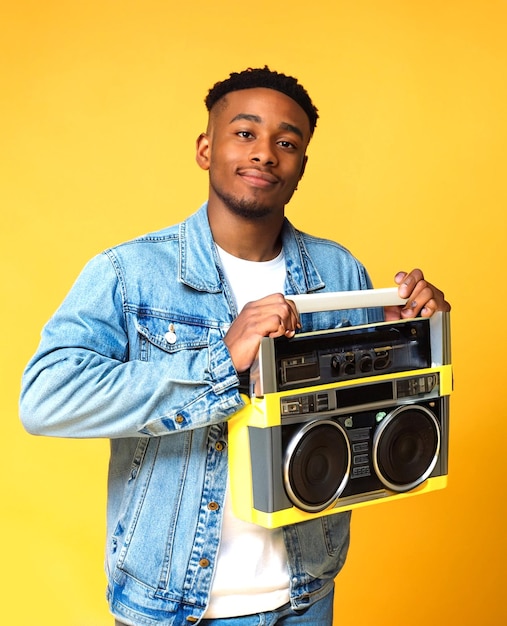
left=298, top=230, right=357, bottom=258
left=103, top=204, right=208, bottom=261
left=108, top=222, right=180, bottom=252
left=285, top=222, right=372, bottom=290
left=101, top=223, right=182, bottom=277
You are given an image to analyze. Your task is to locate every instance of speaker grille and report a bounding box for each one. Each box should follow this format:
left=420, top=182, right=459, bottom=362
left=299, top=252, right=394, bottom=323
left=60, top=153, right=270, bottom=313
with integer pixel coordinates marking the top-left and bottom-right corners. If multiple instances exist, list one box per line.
left=283, top=420, right=351, bottom=512
left=373, top=404, right=440, bottom=492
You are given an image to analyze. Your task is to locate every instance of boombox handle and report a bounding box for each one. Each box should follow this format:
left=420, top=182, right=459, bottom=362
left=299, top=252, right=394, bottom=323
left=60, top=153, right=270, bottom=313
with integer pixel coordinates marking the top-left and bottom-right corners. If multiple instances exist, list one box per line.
left=289, top=287, right=407, bottom=314
left=248, top=287, right=450, bottom=397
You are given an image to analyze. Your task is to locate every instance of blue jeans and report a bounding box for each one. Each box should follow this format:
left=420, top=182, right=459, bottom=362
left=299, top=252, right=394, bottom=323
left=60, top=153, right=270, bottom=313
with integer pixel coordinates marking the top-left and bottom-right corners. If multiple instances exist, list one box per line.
left=114, top=588, right=334, bottom=626
left=198, top=588, right=334, bottom=626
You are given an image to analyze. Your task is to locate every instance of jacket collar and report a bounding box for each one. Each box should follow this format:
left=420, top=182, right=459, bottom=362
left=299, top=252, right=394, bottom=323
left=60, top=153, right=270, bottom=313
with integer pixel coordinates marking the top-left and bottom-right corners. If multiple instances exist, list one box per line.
left=179, top=203, right=325, bottom=295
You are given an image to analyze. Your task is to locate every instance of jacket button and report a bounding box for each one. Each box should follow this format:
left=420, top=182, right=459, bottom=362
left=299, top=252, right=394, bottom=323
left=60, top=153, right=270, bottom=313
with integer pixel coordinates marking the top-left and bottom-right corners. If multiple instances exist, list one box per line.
left=199, top=558, right=210, bottom=568
left=215, top=441, right=225, bottom=451
left=186, top=617, right=198, bottom=623
left=208, top=501, right=219, bottom=511
left=175, top=415, right=184, bottom=424
left=164, top=331, right=177, bottom=344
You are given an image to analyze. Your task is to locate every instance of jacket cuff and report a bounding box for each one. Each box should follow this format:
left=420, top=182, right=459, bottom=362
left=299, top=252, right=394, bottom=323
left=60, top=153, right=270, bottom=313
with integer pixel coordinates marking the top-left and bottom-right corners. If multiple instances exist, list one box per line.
left=208, top=335, right=240, bottom=394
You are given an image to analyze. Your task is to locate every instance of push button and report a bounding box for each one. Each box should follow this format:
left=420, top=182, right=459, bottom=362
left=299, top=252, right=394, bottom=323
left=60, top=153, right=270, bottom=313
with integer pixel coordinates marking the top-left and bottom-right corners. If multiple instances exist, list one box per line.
left=165, top=323, right=177, bottom=344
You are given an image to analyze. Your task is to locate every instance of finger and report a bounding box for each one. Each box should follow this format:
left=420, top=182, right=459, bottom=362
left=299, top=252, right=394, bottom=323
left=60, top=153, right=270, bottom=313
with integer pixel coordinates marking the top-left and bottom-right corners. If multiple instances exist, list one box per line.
left=400, top=282, right=433, bottom=317
left=395, top=269, right=425, bottom=299
left=401, top=297, right=437, bottom=318
left=268, top=325, right=290, bottom=338
left=262, top=296, right=300, bottom=336
left=285, top=298, right=302, bottom=331
left=401, top=283, right=450, bottom=318
left=384, top=304, right=403, bottom=321
left=267, top=315, right=297, bottom=339
left=394, top=271, right=408, bottom=285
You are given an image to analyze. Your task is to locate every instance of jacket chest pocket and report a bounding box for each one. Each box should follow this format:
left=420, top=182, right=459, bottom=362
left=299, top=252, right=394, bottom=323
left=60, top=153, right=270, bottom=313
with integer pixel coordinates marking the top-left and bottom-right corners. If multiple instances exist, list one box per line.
left=134, top=314, right=213, bottom=362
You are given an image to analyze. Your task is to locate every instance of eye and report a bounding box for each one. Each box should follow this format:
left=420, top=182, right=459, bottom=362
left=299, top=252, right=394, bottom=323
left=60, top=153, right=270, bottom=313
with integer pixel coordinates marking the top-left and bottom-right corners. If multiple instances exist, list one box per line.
left=278, top=140, right=297, bottom=150
left=237, top=130, right=254, bottom=139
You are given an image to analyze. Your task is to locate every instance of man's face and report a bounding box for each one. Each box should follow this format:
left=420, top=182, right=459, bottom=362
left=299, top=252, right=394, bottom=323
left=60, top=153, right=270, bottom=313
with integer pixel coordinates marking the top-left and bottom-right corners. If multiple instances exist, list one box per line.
left=196, top=87, right=311, bottom=221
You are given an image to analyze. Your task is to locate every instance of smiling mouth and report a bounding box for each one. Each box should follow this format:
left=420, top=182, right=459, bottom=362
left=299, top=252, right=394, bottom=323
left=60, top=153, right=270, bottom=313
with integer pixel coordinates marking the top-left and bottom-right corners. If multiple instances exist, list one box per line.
left=238, top=168, right=279, bottom=188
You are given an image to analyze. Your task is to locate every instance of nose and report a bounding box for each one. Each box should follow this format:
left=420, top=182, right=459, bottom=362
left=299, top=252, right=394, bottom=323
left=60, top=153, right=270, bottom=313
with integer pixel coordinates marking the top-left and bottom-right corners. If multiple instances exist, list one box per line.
left=250, top=137, right=278, bottom=166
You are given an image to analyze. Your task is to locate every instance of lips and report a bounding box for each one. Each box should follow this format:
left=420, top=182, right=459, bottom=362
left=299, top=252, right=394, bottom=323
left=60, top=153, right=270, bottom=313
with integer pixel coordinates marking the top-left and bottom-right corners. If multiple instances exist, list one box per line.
left=237, top=168, right=279, bottom=188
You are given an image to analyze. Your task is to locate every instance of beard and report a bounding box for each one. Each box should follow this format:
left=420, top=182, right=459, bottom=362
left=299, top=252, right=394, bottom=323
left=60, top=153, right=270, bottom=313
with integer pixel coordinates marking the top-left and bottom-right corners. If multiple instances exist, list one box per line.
left=211, top=183, right=275, bottom=221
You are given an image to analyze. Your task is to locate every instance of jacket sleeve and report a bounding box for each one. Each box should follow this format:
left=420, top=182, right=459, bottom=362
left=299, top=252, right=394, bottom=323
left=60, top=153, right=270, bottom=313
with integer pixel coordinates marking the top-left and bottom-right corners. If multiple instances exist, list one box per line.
left=19, top=253, right=243, bottom=439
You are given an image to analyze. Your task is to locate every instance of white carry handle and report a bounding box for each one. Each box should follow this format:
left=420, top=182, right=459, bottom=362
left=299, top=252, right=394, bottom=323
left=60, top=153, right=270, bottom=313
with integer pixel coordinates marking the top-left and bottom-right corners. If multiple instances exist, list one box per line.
left=290, top=287, right=407, bottom=314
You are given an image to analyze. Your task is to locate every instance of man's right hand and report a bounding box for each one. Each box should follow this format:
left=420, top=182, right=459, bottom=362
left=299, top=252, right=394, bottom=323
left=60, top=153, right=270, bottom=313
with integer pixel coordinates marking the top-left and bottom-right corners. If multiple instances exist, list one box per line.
left=224, top=293, right=301, bottom=373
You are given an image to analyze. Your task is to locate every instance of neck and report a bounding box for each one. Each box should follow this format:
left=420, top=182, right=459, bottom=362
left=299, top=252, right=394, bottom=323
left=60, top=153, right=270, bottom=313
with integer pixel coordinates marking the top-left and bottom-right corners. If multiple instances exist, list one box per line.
left=207, top=200, right=284, bottom=262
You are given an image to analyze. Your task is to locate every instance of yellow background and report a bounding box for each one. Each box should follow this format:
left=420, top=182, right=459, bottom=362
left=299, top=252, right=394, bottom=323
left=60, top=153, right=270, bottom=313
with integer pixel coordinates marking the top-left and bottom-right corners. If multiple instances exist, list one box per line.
left=2, top=1, right=506, bottom=624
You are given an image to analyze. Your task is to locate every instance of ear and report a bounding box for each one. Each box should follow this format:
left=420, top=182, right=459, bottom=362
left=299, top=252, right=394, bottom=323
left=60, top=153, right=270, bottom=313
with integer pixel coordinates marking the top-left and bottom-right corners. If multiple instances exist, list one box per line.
left=299, top=155, right=308, bottom=180
left=196, top=132, right=211, bottom=171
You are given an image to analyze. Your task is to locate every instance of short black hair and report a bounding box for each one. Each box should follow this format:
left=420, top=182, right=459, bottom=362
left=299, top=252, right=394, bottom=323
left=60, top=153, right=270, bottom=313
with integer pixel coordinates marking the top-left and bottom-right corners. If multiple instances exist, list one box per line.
left=205, top=66, right=319, bottom=135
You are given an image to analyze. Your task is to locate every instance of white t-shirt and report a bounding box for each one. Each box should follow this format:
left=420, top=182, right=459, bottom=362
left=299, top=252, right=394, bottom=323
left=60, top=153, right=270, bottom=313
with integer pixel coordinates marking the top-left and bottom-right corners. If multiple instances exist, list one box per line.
left=203, top=245, right=290, bottom=618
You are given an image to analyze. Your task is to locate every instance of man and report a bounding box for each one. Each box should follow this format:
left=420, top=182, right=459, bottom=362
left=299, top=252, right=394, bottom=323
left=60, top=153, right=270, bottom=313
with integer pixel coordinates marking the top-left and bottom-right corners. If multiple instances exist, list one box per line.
left=20, top=67, right=450, bottom=625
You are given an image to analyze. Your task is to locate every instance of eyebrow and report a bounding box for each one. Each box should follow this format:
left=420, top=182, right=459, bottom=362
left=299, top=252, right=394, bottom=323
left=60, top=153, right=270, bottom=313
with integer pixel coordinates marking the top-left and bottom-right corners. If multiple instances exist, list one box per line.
left=229, top=113, right=304, bottom=140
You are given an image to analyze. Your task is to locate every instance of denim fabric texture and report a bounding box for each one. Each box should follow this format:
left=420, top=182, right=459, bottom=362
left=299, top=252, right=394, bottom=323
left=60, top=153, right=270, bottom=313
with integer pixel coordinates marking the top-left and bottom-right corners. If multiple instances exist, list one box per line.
left=116, top=586, right=334, bottom=626
left=20, top=203, right=382, bottom=625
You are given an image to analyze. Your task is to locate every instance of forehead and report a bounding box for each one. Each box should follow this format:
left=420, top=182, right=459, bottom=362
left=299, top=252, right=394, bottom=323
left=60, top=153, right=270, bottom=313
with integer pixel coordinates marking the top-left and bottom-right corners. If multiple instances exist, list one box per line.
left=210, top=87, right=311, bottom=139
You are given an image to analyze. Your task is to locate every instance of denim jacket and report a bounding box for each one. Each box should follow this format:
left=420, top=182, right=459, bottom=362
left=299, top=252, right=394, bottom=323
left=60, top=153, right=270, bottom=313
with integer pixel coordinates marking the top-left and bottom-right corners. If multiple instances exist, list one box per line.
left=20, top=204, right=382, bottom=625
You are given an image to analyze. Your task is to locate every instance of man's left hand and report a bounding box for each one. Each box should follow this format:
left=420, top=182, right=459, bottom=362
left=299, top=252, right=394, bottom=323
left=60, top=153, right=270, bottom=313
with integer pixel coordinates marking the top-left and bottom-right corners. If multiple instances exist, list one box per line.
left=384, top=269, right=451, bottom=321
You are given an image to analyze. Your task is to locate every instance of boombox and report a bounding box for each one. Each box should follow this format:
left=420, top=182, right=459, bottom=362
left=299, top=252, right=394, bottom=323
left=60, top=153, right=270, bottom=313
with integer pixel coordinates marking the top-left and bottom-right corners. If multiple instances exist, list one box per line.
left=228, top=288, right=452, bottom=528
